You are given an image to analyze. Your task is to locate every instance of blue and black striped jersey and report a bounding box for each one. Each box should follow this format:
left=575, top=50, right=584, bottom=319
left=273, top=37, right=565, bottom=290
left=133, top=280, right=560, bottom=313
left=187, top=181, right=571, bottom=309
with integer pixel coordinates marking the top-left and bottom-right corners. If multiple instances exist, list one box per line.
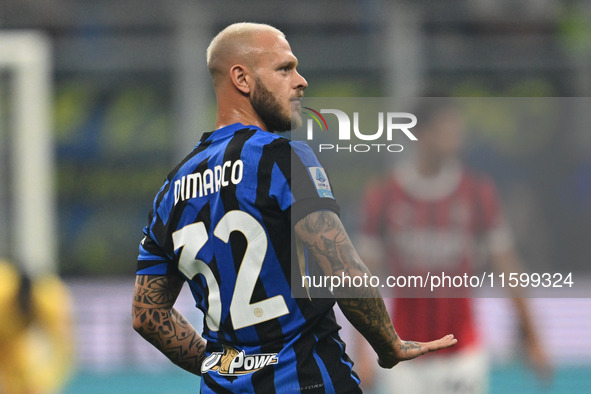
left=137, top=123, right=361, bottom=393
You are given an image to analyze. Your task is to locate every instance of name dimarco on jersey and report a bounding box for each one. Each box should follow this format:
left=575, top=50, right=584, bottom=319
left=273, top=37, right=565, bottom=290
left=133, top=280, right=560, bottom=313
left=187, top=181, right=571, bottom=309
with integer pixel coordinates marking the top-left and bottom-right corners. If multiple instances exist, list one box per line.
left=174, top=160, right=244, bottom=205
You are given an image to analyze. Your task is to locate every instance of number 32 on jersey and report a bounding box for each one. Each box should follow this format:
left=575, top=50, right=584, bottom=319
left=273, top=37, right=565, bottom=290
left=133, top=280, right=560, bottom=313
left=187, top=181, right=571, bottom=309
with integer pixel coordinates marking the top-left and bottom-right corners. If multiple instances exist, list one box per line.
left=172, top=210, right=289, bottom=331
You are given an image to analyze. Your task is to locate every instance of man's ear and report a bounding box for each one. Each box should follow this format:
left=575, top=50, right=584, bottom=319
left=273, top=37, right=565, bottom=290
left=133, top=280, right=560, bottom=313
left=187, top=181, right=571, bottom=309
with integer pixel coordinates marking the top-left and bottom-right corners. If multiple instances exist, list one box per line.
left=229, top=65, right=252, bottom=94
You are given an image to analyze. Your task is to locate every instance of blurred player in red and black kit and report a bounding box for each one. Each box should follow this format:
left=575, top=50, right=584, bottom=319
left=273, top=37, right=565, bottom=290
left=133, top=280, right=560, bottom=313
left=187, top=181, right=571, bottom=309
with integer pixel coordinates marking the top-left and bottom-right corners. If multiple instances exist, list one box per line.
left=356, top=97, right=551, bottom=393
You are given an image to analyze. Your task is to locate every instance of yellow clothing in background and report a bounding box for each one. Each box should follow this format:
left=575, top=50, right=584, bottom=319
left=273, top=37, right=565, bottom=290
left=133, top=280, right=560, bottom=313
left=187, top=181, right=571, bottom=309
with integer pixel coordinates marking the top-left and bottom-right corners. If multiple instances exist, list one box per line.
left=0, top=262, right=73, bottom=394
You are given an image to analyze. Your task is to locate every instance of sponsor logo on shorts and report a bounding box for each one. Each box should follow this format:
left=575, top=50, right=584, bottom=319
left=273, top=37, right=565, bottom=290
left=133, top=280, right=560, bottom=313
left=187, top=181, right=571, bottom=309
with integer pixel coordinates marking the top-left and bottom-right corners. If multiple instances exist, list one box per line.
left=201, top=344, right=278, bottom=376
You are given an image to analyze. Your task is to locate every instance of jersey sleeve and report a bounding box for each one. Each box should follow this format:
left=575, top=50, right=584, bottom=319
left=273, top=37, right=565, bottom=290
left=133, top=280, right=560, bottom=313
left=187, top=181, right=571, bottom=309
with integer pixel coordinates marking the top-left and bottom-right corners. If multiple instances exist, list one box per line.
left=136, top=186, right=176, bottom=275
left=269, top=139, right=340, bottom=225
left=137, top=227, right=172, bottom=275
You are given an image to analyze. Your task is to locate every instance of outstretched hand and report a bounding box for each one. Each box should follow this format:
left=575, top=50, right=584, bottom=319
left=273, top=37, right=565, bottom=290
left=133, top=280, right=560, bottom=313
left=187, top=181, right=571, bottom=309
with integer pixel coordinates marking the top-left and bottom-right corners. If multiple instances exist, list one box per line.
left=524, top=333, right=553, bottom=381
left=378, top=334, right=457, bottom=369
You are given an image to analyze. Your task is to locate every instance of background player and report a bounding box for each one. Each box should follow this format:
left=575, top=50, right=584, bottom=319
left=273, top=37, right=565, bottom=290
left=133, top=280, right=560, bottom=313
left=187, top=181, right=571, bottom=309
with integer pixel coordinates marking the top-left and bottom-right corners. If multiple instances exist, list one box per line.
left=0, top=259, right=73, bottom=394
left=355, top=97, right=551, bottom=393
left=132, top=23, right=456, bottom=393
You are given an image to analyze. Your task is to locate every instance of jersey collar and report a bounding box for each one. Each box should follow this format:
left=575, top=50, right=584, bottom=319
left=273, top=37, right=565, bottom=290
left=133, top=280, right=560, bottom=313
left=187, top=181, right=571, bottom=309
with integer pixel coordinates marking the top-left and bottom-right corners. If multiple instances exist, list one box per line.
left=394, top=159, right=462, bottom=201
left=199, top=123, right=264, bottom=143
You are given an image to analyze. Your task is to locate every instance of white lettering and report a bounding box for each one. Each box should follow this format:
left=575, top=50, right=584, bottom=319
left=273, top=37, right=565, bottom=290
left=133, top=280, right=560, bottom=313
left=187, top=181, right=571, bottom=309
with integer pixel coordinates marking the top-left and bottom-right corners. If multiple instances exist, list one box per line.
left=387, top=144, right=404, bottom=152
left=180, top=175, right=186, bottom=202
left=306, top=118, right=315, bottom=140
left=203, top=169, right=214, bottom=196
left=254, top=355, right=270, bottom=369
left=186, top=173, right=202, bottom=198
left=228, top=351, right=244, bottom=374
left=371, top=143, right=385, bottom=152
left=214, top=165, right=222, bottom=192
left=306, top=109, right=417, bottom=142
left=316, top=144, right=404, bottom=153
left=353, top=144, right=370, bottom=153
left=387, top=112, right=417, bottom=141
left=221, top=161, right=231, bottom=187
left=231, top=160, right=243, bottom=184
left=321, top=109, right=351, bottom=140
left=244, top=356, right=255, bottom=371
left=174, top=180, right=181, bottom=205
left=174, top=160, right=244, bottom=205
left=353, top=112, right=383, bottom=140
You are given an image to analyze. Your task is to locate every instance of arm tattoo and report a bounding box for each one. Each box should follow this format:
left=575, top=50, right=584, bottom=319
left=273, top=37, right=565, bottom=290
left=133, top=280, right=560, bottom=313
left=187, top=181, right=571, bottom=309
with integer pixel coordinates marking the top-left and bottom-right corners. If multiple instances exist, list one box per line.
left=296, top=211, right=361, bottom=280
left=295, top=211, right=399, bottom=360
left=133, top=275, right=181, bottom=307
left=398, top=341, right=421, bottom=353
left=132, top=275, right=206, bottom=375
left=338, top=297, right=398, bottom=359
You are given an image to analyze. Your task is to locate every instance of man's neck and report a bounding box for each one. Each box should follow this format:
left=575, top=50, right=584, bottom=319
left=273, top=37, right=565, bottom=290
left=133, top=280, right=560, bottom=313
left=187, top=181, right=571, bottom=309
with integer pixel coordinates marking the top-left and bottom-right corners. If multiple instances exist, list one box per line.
left=416, top=155, right=446, bottom=177
left=215, top=98, right=267, bottom=131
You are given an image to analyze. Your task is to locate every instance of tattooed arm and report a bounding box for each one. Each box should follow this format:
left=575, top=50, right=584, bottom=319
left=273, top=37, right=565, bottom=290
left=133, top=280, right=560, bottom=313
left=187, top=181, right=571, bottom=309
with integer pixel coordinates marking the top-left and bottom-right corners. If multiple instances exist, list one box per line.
left=294, top=210, right=456, bottom=368
left=132, top=273, right=206, bottom=375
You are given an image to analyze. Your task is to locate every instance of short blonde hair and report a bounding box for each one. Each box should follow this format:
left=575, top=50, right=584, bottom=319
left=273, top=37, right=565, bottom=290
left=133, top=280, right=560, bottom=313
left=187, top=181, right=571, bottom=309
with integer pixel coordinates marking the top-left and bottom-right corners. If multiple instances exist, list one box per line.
left=206, top=22, right=284, bottom=79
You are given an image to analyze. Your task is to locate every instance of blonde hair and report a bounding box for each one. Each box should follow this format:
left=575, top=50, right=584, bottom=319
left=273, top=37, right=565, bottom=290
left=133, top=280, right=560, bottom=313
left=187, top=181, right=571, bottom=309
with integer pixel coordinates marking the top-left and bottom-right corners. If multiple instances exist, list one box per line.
left=206, top=22, right=284, bottom=80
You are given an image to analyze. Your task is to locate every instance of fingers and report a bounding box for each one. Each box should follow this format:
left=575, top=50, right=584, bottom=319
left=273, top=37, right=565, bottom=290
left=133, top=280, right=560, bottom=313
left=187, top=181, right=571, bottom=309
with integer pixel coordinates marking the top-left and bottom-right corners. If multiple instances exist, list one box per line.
left=425, top=334, right=457, bottom=352
left=527, top=345, right=553, bottom=381
left=377, top=334, right=458, bottom=369
left=399, top=334, right=457, bottom=360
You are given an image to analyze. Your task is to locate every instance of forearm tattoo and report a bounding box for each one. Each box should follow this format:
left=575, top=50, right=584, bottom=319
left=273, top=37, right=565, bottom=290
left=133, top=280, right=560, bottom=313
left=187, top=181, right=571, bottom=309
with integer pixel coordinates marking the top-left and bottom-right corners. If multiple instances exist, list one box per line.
left=295, top=211, right=398, bottom=358
left=296, top=211, right=361, bottom=281
left=132, top=275, right=206, bottom=375
left=338, top=297, right=398, bottom=359
left=398, top=341, right=421, bottom=354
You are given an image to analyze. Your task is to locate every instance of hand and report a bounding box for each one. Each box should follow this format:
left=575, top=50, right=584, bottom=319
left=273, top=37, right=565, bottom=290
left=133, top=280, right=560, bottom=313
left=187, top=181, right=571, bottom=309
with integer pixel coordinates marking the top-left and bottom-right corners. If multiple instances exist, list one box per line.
left=524, top=334, right=553, bottom=381
left=378, top=334, right=457, bottom=369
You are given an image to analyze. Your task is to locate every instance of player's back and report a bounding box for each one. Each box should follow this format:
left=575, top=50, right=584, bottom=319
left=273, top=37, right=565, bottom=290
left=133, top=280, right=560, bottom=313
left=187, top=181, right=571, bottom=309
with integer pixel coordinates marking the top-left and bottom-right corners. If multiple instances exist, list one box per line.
left=139, top=123, right=361, bottom=393
left=169, top=123, right=329, bottom=344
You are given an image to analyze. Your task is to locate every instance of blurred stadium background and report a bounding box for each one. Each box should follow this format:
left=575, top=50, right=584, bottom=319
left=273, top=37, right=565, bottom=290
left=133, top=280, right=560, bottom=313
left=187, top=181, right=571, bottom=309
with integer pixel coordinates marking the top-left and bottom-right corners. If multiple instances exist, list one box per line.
left=1, top=0, right=591, bottom=392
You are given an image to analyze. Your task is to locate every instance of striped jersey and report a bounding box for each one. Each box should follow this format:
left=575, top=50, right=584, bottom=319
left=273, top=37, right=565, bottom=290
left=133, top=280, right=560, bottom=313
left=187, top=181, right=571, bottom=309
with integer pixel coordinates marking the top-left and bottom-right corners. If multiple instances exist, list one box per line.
left=137, top=123, right=361, bottom=393
left=361, top=160, right=512, bottom=353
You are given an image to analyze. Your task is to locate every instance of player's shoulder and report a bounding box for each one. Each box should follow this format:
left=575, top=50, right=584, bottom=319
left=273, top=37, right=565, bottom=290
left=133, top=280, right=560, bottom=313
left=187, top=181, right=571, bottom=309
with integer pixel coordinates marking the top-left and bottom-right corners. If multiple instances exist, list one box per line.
left=202, top=124, right=293, bottom=157
left=288, top=139, right=325, bottom=169
left=250, top=129, right=293, bottom=152
left=457, top=167, right=502, bottom=206
left=288, top=138, right=315, bottom=154
left=460, top=167, right=497, bottom=190
left=238, top=129, right=320, bottom=166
